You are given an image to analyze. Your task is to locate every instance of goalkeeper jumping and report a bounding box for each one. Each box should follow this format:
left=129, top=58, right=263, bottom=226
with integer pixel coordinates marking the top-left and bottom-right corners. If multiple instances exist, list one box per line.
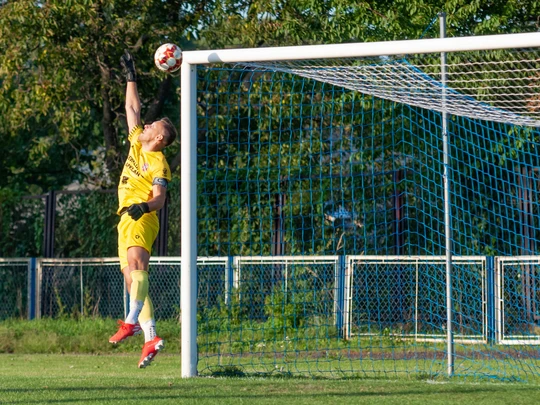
left=109, top=50, right=176, bottom=368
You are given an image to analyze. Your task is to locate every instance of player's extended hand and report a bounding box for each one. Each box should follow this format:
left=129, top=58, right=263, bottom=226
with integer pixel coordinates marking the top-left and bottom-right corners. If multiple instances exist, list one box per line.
left=127, top=202, right=149, bottom=221
left=120, top=50, right=137, bottom=82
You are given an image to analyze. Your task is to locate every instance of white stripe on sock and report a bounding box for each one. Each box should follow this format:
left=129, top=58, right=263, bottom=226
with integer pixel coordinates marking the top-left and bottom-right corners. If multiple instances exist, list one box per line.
left=141, top=319, right=156, bottom=342
left=125, top=300, right=144, bottom=325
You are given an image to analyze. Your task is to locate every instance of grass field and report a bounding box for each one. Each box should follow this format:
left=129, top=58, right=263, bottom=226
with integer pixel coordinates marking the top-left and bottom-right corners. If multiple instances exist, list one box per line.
left=3, top=319, right=540, bottom=381
left=2, top=319, right=540, bottom=403
left=1, top=354, right=540, bottom=405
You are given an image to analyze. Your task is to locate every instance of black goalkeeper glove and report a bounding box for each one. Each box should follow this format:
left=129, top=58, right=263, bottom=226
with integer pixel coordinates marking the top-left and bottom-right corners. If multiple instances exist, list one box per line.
left=120, top=50, right=137, bottom=82
left=127, top=202, right=149, bottom=220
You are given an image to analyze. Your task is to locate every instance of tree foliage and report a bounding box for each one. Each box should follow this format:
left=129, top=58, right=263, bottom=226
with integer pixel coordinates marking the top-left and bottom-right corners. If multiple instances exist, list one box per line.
left=1, top=0, right=539, bottom=257
left=204, top=0, right=539, bottom=48
left=0, top=0, right=210, bottom=193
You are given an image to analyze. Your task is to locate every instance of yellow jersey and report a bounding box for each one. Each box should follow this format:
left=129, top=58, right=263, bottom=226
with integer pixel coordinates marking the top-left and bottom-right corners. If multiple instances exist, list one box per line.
left=117, top=125, right=172, bottom=214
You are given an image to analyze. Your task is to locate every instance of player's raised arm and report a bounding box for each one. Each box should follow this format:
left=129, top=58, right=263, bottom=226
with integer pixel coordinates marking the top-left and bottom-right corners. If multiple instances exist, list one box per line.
left=120, top=50, right=142, bottom=133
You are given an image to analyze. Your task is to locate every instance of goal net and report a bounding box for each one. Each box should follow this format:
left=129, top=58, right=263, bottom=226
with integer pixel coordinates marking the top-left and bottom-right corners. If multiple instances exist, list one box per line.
left=180, top=33, right=540, bottom=380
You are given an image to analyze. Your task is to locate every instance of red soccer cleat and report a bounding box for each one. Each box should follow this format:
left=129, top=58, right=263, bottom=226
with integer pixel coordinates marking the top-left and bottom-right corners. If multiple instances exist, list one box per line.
left=138, top=337, right=165, bottom=368
left=109, top=320, right=142, bottom=344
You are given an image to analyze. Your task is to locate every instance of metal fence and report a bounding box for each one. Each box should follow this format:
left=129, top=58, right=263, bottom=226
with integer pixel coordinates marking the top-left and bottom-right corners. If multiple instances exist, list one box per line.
left=233, top=256, right=341, bottom=322
left=346, top=256, right=487, bottom=343
left=495, top=256, right=540, bottom=344
left=1, top=189, right=170, bottom=259
left=2, top=255, right=540, bottom=345
left=0, top=258, right=31, bottom=319
left=38, top=258, right=125, bottom=319
left=34, top=257, right=229, bottom=321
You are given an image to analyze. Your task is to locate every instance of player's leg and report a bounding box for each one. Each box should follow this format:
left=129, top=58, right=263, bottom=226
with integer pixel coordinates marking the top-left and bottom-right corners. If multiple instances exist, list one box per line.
left=139, top=296, right=156, bottom=341
left=110, top=212, right=163, bottom=366
left=124, top=246, right=150, bottom=323
left=109, top=217, right=147, bottom=344
left=135, top=215, right=163, bottom=368
left=137, top=295, right=164, bottom=368
left=110, top=247, right=151, bottom=343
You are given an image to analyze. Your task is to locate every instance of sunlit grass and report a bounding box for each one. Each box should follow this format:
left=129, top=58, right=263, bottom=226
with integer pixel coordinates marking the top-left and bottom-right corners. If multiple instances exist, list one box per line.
left=1, top=354, right=539, bottom=405
left=2, top=318, right=539, bottom=382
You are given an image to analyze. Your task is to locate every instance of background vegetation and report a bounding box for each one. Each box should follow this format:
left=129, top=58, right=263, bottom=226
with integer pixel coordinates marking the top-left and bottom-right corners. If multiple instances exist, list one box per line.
left=1, top=0, right=539, bottom=258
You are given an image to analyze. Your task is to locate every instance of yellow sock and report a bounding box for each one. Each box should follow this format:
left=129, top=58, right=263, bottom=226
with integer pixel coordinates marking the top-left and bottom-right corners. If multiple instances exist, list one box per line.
left=139, top=295, right=154, bottom=324
left=131, top=270, right=149, bottom=301
left=125, top=270, right=148, bottom=324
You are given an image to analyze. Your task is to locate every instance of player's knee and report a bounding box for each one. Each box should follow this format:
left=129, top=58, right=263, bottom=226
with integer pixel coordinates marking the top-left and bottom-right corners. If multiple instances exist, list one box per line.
left=126, top=246, right=150, bottom=271
left=127, top=260, right=148, bottom=272
left=128, top=256, right=148, bottom=271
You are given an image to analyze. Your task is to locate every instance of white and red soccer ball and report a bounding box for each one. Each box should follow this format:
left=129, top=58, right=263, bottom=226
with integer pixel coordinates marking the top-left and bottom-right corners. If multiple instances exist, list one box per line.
left=154, top=43, right=182, bottom=73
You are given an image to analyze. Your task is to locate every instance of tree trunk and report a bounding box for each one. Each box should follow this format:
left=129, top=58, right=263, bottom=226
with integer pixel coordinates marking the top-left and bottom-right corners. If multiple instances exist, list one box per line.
left=144, top=76, right=173, bottom=123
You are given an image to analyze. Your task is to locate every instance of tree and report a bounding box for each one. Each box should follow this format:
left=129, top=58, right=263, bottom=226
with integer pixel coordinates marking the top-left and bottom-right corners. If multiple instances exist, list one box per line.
left=0, top=0, right=214, bottom=257
left=1, top=0, right=538, bottom=258
left=0, top=0, right=211, bottom=194
left=203, top=0, right=539, bottom=48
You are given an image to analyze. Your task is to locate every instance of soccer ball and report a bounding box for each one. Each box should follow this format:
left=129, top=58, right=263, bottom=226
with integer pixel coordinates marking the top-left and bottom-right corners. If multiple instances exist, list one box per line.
left=154, top=43, right=182, bottom=73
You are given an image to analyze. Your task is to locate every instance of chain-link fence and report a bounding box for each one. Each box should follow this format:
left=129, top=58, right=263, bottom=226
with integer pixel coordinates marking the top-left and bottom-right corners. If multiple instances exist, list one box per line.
left=3, top=255, right=540, bottom=347
left=39, top=258, right=125, bottom=319
left=233, top=256, right=340, bottom=322
left=36, top=257, right=230, bottom=321
left=347, top=256, right=487, bottom=342
left=496, top=257, right=540, bottom=344
left=0, top=259, right=30, bottom=319
left=38, top=258, right=177, bottom=320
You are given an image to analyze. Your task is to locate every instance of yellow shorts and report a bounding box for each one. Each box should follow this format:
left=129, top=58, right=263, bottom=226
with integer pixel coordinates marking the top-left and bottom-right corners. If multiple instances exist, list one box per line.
left=117, top=212, right=159, bottom=270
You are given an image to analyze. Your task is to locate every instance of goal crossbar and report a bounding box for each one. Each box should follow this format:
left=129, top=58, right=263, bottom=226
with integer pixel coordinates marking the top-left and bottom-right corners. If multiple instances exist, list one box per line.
left=182, top=32, right=540, bottom=65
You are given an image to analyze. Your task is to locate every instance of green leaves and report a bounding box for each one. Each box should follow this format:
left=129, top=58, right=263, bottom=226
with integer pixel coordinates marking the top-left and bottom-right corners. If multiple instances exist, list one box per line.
left=1, top=0, right=539, bottom=259
left=0, top=0, right=198, bottom=193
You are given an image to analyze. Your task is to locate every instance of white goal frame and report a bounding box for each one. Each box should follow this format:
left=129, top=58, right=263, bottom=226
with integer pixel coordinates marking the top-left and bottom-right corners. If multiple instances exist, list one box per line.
left=180, top=32, right=540, bottom=378
left=495, top=256, right=540, bottom=345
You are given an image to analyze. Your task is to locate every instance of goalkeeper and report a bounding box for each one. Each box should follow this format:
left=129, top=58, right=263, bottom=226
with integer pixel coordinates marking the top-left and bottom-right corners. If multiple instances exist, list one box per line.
left=109, top=50, right=176, bottom=369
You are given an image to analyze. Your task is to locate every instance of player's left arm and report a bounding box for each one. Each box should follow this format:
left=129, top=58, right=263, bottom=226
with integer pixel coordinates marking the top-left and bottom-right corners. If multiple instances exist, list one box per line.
left=146, top=183, right=167, bottom=212
left=146, top=163, right=171, bottom=212
left=125, top=182, right=167, bottom=221
left=126, top=161, right=172, bottom=221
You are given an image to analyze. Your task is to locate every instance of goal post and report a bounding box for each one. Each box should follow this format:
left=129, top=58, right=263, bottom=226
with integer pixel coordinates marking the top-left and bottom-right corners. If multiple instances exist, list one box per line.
left=180, top=32, right=540, bottom=379
left=180, top=61, right=198, bottom=378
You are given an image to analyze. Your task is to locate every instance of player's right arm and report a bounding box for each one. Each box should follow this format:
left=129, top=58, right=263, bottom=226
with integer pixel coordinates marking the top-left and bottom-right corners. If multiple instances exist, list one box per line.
left=120, top=51, right=142, bottom=133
